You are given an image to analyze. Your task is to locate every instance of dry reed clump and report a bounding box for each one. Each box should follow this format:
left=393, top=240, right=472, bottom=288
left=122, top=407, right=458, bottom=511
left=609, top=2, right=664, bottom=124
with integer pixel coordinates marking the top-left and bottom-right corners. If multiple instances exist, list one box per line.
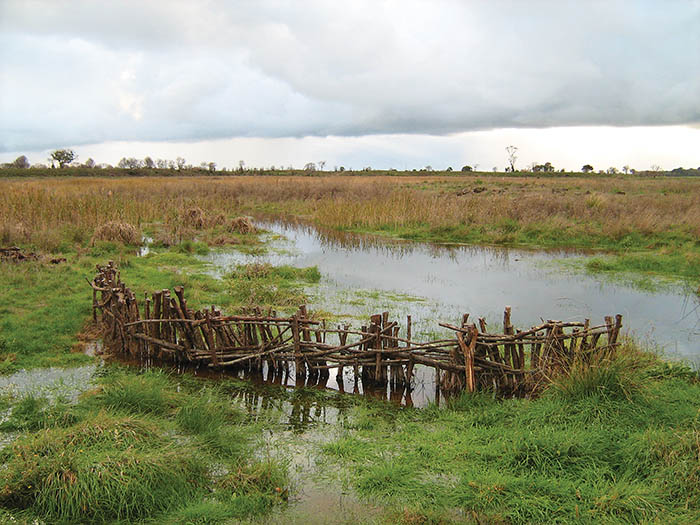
left=210, top=212, right=227, bottom=227
left=92, top=221, right=141, bottom=245
left=182, top=207, right=206, bottom=229
left=228, top=216, right=256, bottom=234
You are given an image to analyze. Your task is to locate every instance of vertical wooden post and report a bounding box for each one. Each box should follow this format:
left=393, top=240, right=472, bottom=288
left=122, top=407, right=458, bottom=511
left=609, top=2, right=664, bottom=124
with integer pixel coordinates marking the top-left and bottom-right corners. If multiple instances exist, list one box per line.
left=292, top=312, right=303, bottom=379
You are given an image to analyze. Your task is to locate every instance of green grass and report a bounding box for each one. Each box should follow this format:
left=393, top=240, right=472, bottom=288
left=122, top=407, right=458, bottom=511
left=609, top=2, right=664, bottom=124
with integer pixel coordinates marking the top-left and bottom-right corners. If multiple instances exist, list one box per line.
left=226, top=263, right=321, bottom=310
left=585, top=252, right=700, bottom=283
left=0, top=246, right=253, bottom=375
left=0, top=367, right=289, bottom=524
left=320, top=346, right=700, bottom=524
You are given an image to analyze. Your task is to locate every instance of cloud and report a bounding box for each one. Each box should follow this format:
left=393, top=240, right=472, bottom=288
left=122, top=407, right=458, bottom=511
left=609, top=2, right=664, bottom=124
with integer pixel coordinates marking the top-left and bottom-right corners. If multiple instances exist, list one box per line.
left=1, top=0, right=699, bottom=152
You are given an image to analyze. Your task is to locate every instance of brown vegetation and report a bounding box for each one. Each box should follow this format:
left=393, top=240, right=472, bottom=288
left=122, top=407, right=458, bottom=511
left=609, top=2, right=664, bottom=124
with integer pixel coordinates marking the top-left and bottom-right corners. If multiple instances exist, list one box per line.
left=228, top=216, right=256, bottom=234
left=92, top=221, right=141, bottom=245
left=0, top=175, right=698, bottom=252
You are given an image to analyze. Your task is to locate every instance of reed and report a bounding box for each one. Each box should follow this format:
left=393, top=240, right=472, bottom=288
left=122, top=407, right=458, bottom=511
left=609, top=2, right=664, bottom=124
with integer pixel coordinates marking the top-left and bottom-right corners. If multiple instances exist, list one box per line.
left=2, top=175, right=698, bottom=256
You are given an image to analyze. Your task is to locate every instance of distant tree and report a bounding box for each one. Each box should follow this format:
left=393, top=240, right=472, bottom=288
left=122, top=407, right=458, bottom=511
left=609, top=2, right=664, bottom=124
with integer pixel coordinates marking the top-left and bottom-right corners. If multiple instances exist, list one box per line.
left=13, top=155, right=30, bottom=169
left=208, top=162, right=216, bottom=173
left=31, top=163, right=48, bottom=169
left=338, top=166, right=345, bottom=172
left=581, top=164, right=594, bottom=173
left=118, top=157, right=143, bottom=169
left=505, top=145, right=518, bottom=172
left=167, top=160, right=176, bottom=170
left=424, top=165, right=433, bottom=171
left=492, top=166, right=498, bottom=173
left=176, top=157, right=187, bottom=170
left=461, top=165, right=473, bottom=172
left=304, top=162, right=316, bottom=172
left=622, top=165, right=630, bottom=175
left=532, top=161, right=555, bottom=173
left=650, top=164, right=661, bottom=173
left=50, top=149, right=77, bottom=168
left=318, top=160, right=326, bottom=171
left=156, top=159, right=168, bottom=169
left=606, top=166, right=618, bottom=174
left=446, top=166, right=453, bottom=172
left=143, top=156, right=155, bottom=169
left=238, top=160, right=246, bottom=172
left=83, top=158, right=96, bottom=169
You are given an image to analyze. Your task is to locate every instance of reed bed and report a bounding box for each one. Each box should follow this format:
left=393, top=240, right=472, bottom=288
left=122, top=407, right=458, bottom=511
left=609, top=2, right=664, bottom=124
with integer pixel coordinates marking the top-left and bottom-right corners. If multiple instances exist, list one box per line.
left=1, top=175, right=699, bottom=253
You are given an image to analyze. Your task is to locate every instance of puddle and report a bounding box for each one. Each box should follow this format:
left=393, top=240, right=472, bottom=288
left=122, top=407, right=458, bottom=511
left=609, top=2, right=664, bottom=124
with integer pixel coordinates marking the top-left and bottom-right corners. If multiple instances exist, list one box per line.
left=0, top=364, right=99, bottom=402
left=201, top=220, right=700, bottom=363
left=252, top=416, right=380, bottom=525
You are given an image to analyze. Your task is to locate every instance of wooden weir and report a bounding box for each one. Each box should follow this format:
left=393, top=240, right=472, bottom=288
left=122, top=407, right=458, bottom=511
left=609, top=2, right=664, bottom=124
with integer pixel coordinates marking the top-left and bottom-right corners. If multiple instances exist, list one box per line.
left=89, top=261, right=623, bottom=398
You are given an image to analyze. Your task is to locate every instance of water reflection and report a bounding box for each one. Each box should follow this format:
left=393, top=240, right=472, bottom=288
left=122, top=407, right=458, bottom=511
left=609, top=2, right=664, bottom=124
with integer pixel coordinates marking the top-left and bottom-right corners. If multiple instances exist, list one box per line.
left=201, top=219, right=700, bottom=361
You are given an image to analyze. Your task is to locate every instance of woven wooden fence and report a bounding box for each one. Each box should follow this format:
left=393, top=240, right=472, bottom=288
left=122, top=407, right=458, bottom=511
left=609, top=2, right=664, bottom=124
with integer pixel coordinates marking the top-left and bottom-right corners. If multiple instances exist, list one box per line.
left=89, top=261, right=623, bottom=397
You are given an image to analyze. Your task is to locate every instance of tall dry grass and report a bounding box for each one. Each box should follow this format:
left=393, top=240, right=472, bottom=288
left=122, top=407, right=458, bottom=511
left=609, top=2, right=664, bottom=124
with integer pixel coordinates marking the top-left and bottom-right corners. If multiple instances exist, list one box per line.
left=1, top=175, right=698, bottom=251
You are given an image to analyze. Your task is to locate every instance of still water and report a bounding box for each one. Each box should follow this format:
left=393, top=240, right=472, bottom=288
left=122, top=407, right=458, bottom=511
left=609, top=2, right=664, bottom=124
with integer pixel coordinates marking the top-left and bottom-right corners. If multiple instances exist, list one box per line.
left=202, top=220, right=699, bottom=363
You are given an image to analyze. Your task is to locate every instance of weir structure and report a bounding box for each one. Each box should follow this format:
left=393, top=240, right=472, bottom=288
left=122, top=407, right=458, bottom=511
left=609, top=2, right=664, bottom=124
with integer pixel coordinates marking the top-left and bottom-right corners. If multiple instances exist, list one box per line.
left=89, top=261, right=623, bottom=398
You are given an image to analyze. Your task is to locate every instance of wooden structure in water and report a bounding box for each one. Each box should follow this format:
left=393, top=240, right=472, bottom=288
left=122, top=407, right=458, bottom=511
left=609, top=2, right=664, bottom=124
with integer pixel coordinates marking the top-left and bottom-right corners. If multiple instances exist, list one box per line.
left=90, top=261, right=623, bottom=397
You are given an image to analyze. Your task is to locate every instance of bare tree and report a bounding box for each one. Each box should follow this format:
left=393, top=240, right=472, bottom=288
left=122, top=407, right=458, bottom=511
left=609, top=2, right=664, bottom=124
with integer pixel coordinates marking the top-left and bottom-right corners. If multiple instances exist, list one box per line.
left=13, top=155, right=30, bottom=169
left=238, top=160, right=246, bottom=172
left=176, top=157, right=186, bottom=170
left=318, top=160, right=326, bottom=171
left=143, top=156, right=155, bottom=169
left=156, top=159, right=168, bottom=169
left=118, top=157, right=143, bottom=169
left=622, top=165, right=630, bottom=174
left=304, top=162, right=316, bottom=172
left=505, top=145, right=518, bottom=172
left=83, top=158, right=96, bottom=169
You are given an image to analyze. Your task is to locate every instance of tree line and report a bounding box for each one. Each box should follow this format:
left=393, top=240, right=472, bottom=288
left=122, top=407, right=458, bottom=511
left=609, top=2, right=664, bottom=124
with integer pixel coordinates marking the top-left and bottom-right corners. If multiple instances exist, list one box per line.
left=2, top=148, right=699, bottom=177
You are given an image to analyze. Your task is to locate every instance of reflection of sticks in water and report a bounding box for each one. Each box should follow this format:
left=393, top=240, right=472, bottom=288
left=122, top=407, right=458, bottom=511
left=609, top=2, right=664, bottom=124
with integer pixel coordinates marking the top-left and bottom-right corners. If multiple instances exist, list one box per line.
left=90, top=261, right=623, bottom=399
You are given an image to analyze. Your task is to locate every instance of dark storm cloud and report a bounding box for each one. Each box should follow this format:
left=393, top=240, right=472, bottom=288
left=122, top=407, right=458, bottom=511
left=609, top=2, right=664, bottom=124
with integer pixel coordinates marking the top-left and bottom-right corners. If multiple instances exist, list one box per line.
left=1, top=0, right=698, bottom=152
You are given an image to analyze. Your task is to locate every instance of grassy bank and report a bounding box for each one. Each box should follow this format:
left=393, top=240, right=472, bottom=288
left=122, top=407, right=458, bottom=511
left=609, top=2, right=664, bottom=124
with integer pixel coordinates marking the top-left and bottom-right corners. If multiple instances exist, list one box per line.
left=322, top=344, right=700, bottom=523
left=0, top=368, right=288, bottom=524
left=2, top=174, right=699, bottom=282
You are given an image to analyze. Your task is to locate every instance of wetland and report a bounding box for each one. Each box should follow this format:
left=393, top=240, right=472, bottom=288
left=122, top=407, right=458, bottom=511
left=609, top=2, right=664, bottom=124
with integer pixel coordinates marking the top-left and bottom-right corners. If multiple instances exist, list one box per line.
left=1, top=173, right=699, bottom=524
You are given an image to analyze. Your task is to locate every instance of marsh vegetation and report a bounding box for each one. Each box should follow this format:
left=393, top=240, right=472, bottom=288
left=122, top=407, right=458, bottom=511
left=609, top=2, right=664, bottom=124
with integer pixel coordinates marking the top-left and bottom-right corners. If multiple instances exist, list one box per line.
left=1, top=172, right=699, bottom=523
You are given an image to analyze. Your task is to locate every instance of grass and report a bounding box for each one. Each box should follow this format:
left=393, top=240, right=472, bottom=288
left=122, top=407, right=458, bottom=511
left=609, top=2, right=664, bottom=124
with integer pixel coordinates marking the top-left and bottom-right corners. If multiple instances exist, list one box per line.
left=1, top=172, right=699, bottom=523
left=320, top=344, right=700, bottom=524
left=0, top=368, right=289, bottom=524
left=0, top=246, right=247, bottom=375
left=226, top=263, right=321, bottom=310
left=1, top=174, right=698, bottom=284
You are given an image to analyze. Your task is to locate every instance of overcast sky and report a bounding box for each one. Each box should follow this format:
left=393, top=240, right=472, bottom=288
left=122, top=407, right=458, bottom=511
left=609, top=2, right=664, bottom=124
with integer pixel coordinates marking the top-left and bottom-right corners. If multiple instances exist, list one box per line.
left=1, top=0, right=699, bottom=170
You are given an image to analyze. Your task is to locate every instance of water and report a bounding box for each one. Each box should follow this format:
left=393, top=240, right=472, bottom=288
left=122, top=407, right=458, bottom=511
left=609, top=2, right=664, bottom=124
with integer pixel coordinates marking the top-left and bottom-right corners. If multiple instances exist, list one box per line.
left=201, top=220, right=699, bottom=363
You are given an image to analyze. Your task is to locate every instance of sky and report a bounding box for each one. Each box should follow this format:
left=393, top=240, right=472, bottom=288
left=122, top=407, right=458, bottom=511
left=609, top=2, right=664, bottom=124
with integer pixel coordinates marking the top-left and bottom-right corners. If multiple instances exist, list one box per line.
left=1, top=0, right=699, bottom=171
